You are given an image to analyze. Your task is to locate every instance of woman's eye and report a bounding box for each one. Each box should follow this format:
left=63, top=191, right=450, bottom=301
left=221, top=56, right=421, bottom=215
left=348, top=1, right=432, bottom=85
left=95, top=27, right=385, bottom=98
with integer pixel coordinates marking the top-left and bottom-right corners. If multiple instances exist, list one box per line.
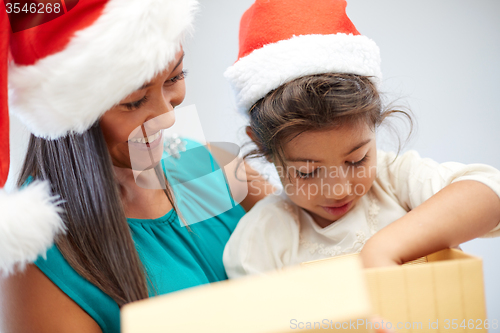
left=165, top=70, right=188, bottom=85
left=348, top=155, right=368, bottom=167
left=123, top=95, right=149, bottom=111
left=295, top=169, right=317, bottom=179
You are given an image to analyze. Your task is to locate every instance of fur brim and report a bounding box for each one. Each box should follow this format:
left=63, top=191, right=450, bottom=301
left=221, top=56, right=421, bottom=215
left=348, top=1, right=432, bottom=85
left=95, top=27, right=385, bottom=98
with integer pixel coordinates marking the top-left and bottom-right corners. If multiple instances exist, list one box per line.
left=0, top=181, right=65, bottom=276
left=9, top=0, right=198, bottom=139
left=224, top=33, right=382, bottom=115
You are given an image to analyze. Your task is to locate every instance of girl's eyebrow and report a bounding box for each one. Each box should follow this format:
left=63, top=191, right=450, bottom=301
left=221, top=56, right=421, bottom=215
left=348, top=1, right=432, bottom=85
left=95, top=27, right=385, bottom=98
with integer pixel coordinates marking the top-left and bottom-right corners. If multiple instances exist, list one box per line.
left=286, top=157, right=321, bottom=163
left=138, top=53, right=186, bottom=90
left=344, top=139, right=371, bottom=156
left=286, top=139, right=372, bottom=163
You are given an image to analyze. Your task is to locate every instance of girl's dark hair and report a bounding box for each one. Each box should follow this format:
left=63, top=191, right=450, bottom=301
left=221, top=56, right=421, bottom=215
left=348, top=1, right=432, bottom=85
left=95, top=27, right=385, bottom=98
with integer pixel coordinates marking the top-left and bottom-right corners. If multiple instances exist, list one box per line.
left=245, top=73, right=412, bottom=166
left=17, top=123, right=170, bottom=306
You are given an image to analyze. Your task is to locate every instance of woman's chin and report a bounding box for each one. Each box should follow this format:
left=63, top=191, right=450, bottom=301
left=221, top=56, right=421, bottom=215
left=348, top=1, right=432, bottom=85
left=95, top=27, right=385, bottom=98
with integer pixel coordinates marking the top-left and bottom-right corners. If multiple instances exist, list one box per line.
left=131, top=161, right=161, bottom=172
left=128, top=136, right=165, bottom=171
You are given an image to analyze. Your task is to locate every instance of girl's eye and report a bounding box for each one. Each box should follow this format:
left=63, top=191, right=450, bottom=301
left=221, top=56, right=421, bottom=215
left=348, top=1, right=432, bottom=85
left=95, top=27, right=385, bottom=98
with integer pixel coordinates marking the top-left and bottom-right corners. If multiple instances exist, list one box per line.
left=296, top=169, right=317, bottom=179
left=123, top=95, right=149, bottom=111
left=348, top=155, right=368, bottom=167
left=165, top=70, right=188, bottom=86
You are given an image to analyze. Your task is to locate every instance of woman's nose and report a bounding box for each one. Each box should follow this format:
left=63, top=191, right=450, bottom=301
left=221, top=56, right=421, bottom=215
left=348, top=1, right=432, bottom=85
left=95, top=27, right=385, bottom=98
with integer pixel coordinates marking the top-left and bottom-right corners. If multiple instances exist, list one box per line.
left=143, top=81, right=186, bottom=133
left=144, top=90, right=180, bottom=125
left=143, top=109, right=175, bottom=135
left=163, top=81, right=186, bottom=110
left=152, top=94, right=175, bottom=117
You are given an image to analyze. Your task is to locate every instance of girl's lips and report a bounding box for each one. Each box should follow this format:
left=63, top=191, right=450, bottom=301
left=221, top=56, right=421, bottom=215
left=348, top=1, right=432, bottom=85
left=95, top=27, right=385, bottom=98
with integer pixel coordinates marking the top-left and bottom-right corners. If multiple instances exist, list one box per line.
left=128, top=131, right=163, bottom=151
left=321, top=201, right=353, bottom=216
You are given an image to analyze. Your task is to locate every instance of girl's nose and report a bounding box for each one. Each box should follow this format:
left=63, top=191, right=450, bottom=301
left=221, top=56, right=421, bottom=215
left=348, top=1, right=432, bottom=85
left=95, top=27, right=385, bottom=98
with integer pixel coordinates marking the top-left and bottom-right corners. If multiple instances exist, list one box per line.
left=323, top=176, right=353, bottom=201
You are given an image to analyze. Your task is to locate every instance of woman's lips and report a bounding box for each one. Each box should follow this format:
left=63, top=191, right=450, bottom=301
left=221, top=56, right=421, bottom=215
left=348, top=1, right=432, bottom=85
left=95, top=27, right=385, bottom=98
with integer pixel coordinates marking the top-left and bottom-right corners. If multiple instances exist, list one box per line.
left=128, top=131, right=163, bottom=151
left=321, top=201, right=353, bottom=216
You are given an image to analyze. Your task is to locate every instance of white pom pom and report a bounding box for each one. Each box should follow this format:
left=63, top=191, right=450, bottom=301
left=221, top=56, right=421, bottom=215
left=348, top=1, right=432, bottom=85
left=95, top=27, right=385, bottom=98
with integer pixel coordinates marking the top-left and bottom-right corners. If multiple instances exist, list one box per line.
left=0, top=181, right=65, bottom=276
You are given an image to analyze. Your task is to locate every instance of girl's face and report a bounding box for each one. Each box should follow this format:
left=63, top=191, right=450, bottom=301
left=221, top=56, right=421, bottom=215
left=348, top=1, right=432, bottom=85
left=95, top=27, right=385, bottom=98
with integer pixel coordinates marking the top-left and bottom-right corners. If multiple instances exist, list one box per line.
left=277, top=121, right=377, bottom=228
left=100, top=49, right=186, bottom=170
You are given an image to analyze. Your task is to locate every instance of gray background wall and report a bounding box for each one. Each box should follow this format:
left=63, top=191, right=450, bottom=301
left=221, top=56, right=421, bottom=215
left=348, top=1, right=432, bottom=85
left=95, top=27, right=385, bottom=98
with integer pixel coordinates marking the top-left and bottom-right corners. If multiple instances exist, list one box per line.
left=6, top=0, right=499, bottom=323
left=181, top=0, right=500, bottom=320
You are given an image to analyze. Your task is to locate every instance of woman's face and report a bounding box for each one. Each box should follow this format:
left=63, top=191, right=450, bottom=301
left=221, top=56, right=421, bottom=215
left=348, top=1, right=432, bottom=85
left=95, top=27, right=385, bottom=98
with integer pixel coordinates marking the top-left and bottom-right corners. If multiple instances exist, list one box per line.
left=100, top=49, right=186, bottom=170
left=277, top=121, right=378, bottom=228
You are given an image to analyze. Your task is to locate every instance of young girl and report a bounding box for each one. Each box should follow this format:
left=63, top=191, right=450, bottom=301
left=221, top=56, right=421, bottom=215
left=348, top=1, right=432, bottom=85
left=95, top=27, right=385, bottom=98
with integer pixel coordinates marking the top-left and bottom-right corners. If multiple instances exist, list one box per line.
left=223, top=0, right=500, bottom=278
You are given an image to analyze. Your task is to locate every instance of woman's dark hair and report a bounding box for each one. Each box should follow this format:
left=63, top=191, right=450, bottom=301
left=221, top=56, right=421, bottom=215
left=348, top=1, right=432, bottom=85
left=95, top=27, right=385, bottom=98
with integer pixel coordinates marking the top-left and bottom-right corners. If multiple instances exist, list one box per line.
left=17, top=123, right=171, bottom=306
left=245, top=73, right=413, bottom=167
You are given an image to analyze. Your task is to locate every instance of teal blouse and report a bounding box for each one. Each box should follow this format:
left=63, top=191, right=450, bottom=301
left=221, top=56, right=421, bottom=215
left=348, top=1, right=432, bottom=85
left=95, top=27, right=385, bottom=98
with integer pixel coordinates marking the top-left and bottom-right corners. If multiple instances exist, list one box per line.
left=34, top=139, right=245, bottom=333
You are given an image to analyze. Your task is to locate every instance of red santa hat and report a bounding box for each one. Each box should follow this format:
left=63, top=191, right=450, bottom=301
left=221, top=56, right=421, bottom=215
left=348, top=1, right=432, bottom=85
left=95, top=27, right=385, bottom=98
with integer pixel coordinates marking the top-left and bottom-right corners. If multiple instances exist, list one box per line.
left=224, top=0, right=382, bottom=114
left=0, top=0, right=198, bottom=275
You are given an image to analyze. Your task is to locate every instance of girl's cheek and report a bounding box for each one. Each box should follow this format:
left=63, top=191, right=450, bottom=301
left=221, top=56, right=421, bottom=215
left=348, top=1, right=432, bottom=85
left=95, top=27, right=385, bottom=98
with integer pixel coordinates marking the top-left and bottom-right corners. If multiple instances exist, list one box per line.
left=356, top=167, right=377, bottom=196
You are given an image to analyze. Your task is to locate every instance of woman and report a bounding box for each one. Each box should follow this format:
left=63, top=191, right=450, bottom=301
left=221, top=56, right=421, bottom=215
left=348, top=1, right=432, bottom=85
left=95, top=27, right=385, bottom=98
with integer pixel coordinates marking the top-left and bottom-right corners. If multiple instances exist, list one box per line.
left=0, top=1, right=269, bottom=332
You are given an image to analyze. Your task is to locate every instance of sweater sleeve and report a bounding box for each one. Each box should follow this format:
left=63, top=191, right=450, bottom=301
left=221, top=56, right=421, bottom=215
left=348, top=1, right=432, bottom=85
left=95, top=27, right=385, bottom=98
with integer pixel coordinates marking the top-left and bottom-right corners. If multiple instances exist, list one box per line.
left=223, top=194, right=300, bottom=279
left=376, top=150, right=500, bottom=237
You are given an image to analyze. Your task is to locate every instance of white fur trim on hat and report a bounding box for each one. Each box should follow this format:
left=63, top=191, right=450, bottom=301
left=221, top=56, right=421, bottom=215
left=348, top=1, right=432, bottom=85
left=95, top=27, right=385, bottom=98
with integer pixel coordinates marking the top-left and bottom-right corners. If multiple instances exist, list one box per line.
left=9, top=0, right=198, bottom=139
left=0, top=181, right=65, bottom=276
left=224, top=33, right=382, bottom=115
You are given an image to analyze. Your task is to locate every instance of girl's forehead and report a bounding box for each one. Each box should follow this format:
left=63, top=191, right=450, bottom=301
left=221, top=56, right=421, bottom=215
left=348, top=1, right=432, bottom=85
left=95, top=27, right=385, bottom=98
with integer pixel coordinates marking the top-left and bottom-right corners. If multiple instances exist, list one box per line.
left=284, top=123, right=375, bottom=162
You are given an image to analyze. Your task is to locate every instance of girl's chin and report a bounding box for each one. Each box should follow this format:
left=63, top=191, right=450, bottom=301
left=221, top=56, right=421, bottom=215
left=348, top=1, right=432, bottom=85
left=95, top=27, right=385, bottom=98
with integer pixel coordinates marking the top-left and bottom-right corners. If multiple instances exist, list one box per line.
left=306, top=210, right=339, bottom=228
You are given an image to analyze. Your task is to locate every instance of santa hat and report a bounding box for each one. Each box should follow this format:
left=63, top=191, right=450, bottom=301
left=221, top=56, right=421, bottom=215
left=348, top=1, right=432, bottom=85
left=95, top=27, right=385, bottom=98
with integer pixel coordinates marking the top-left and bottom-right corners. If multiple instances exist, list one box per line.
left=224, top=0, right=382, bottom=114
left=0, top=0, right=198, bottom=275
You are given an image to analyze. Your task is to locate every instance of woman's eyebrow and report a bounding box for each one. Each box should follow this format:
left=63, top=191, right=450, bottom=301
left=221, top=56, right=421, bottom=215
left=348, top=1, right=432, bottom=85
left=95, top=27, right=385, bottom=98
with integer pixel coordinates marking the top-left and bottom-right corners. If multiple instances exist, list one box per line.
left=138, top=53, right=185, bottom=90
left=172, top=52, right=185, bottom=71
left=344, top=139, right=371, bottom=156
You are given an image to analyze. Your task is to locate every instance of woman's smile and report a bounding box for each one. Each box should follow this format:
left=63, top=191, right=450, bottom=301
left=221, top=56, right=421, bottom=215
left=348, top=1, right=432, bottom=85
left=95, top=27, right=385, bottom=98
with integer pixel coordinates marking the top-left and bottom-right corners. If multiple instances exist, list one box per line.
left=128, top=130, right=163, bottom=150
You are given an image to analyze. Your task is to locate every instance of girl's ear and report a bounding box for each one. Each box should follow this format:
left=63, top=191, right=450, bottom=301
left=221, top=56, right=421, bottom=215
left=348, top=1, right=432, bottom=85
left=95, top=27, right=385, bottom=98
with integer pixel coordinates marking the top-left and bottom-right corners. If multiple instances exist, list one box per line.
left=245, top=126, right=256, bottom=142
left=245, top=126, right=274, bottom=163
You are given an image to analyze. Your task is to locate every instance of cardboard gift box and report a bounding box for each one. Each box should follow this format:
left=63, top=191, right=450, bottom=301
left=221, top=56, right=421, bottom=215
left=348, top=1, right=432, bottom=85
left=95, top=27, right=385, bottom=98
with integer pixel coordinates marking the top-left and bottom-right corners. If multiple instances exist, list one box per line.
left=121, top=254, right=374, bottom=333
left=302, top=249, right=488, bottom=333
left=121, top=249, right=487, bottom=333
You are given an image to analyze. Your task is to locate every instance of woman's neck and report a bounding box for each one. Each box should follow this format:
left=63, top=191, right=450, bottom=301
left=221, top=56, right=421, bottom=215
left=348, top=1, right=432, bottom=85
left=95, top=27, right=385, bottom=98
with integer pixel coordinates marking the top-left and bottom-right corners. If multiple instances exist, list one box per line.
left=113, top=166, right=173, bottom=219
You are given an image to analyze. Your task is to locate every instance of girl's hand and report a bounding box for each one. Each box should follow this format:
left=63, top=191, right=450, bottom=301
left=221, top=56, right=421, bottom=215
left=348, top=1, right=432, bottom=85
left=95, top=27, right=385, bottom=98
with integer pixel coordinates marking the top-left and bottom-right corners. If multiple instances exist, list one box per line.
left=360, top=245, right=400, bottom=269
left=360, top=181, right=500, bottom=269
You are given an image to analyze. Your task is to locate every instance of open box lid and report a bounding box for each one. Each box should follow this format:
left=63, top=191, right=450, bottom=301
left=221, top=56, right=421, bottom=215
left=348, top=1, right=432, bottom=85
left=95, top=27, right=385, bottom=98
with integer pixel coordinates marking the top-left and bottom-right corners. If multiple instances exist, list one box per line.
left=121, top=255, right=372, bottom=333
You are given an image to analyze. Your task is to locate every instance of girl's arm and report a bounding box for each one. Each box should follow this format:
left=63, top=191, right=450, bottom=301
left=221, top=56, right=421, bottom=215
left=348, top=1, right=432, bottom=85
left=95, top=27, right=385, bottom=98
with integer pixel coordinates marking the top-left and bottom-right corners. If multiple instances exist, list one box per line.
left=0, top=264, right=102, bottom=333
left=361, top=179, right=500, bottom=268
